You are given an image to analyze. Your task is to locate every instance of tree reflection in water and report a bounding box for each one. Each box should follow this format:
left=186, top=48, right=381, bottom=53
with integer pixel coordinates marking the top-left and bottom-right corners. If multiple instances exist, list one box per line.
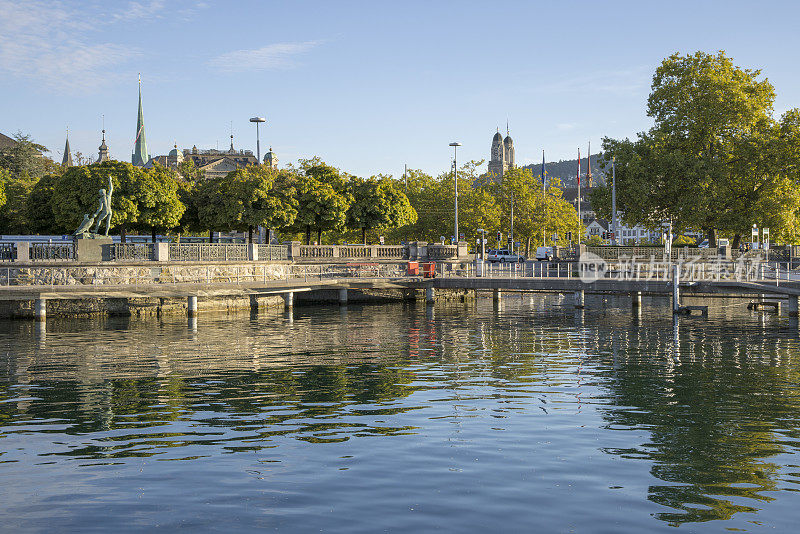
left=1, top=297, right=799, bottom=529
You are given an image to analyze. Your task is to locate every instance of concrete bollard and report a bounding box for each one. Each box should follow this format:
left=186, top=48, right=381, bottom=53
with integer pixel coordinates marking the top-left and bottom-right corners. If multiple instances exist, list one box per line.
left=632, top=291, right=642, bottom=308
left=187, top=296, right=198, bottom=317
left=284, top=291, right=294, bottom=309
left=339, top=288, right=348, bottom=305
left=34, top=298, right=46, bottom=321
left=426, top=287, right=435, bottom=304
left=574, top=290, right=585, bottom=309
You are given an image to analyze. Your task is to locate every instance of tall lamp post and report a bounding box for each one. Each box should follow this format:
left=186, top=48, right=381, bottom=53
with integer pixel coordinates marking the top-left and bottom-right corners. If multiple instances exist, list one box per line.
left=249, top=116, right=266, bottom=163
left=450, top=142, right=462, bottom=244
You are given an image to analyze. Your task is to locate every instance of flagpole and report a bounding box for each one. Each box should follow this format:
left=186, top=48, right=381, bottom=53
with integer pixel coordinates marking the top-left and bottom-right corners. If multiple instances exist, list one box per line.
left=542, top=150, right=547, bottom=247
left=577, top=147, right=581, bottom=233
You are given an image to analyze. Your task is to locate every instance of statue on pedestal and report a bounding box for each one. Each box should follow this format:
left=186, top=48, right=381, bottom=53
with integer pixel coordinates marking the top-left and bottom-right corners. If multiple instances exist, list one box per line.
left=73, top=176, right=114, bottom=239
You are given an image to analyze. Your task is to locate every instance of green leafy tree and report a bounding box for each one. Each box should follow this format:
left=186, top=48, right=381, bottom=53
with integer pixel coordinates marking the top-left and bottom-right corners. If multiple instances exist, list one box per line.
left=597, top=51, right=800, bottom=246
left=26, top=174, right=65, bottom=234
left=289, top=174, right=349, bottom=244
left=0, top=172, right=37, bottom=233
left=346, top=176, right=417, bottom=244
left=195, top=166, right=298, bottom=243
left=0, top=172, right=6, bottom=210
left=0, top=133, right=60, bottom=180
left=134, top=164, right=186, bottom=242
left=51, top=160, right=182, bottom=241
left=391, top=168, right=451, bottom=242
left=494, top=168, right=582, bottom=254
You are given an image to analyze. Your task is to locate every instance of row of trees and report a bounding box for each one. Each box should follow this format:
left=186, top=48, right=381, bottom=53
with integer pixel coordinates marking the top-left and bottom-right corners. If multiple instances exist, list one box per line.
left=1, top=136, right=581, bottom=249
left=589, top=51, right=800, bottom=247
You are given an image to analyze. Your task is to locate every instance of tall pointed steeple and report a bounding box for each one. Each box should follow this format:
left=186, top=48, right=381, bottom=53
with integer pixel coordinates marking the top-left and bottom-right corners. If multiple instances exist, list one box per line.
left=132, top=74, right=149, bottom=166
left=62, top=129, right=73, bottom=167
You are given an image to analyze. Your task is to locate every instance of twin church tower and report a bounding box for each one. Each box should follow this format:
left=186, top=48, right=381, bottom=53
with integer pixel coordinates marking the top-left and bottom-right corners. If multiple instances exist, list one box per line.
left=487, top=127, right=514, bottom=179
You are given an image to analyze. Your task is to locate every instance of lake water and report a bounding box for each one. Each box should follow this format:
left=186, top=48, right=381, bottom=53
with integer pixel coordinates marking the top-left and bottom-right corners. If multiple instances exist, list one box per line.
left=1, top=295, right=799, bottom=532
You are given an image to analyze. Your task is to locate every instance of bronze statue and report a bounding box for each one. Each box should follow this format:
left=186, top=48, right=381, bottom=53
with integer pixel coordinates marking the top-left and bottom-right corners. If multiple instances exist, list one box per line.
left=73, top=213, right=96, bottom=237
left=91, top=176, right=114, bottom=236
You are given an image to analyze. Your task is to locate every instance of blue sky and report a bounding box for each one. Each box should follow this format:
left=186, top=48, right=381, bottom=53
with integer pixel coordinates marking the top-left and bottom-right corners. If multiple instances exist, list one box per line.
left=1, top=0, right=799, bottom=177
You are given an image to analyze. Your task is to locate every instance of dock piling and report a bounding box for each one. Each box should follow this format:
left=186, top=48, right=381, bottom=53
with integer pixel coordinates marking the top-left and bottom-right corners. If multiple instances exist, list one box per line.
left=187, top=296, right=198, bottom=317
left=34, top=298, right=46, bottom=322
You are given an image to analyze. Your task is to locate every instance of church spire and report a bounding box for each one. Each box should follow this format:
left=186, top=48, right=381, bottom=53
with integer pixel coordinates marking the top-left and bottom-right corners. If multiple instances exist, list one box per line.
left=132, top=74, right=149, bottom=166
left=98, top=115, right=110, bottom=162
left=62, top=128, right=73, bottom=167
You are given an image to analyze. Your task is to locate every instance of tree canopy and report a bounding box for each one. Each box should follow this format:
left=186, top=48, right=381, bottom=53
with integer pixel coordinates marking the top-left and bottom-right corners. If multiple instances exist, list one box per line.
left=346, top=176, right=417, bottom=244
left=594, top=50, right=800, bottom=246
left=195, top=165, right=297, bottom=242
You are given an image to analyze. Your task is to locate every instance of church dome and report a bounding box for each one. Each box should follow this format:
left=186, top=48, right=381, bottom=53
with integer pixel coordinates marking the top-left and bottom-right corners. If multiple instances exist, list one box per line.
left=504, top=135, right=513, bottom=146
left=492, top=131, right=503, bottom=143
left=168, top=145, right=180, bottom=157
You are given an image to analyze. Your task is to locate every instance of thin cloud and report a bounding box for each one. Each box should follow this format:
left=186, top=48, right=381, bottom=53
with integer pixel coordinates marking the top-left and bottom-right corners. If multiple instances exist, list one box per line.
left=208, top=41, right=320, bottom=73
left=112, top=0, right=166, bottom=22
left=0, top=0, right=141, bottom=92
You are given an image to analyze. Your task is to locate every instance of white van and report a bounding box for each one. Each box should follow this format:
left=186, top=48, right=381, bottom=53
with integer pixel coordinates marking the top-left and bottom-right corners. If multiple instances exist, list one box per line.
left=535, top=246, right=554, bottom=261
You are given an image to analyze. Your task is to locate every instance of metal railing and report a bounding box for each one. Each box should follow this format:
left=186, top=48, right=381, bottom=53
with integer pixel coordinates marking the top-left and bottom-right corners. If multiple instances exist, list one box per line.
left=0, top=243, right=14, bottom=262
left=30, top=242, right=75, bottom=261
left=111, top=243, right=154, bottom=261
left=3, top=256, right=797, bottom=288
left=168, top=243, right=249, bottom=262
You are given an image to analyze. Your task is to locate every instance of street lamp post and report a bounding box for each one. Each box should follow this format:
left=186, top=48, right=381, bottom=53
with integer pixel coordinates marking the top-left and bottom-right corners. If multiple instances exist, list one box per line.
left=249, top=117, right=266, bottom=163
left=450, top=142, right=462, bottom=244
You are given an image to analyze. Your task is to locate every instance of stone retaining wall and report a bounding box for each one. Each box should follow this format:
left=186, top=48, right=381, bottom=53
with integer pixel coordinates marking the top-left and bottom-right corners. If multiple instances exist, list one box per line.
left=0, top=262, right=293, bottom=286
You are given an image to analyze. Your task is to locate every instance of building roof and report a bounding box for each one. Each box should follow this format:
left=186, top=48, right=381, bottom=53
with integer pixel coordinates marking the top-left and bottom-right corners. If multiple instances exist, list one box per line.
left=492, top=131, right=503, bottom=143
left=503, top=135, right=513, bottom=146
left=587, top=219, right=610, bottom=231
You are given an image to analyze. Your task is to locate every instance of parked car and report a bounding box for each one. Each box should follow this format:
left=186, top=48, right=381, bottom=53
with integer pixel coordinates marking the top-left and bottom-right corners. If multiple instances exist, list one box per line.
left=698, top=240, right=709, bottom=248
left=486, top=249, right=524, bottom=263
left=535, top=246, right=554, bottom=261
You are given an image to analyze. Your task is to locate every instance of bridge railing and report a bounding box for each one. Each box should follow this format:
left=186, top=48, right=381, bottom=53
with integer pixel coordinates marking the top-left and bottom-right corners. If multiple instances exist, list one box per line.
left=434, top=259, right=794, bottom=283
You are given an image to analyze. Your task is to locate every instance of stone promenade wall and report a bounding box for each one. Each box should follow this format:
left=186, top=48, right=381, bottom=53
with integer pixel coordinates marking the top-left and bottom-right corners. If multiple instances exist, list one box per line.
left=0, top=262, right=293, bottom=287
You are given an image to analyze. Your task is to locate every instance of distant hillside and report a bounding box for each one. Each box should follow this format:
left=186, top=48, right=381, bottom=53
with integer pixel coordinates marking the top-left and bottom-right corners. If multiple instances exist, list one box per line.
left=522, top=154, right=606, bottom=188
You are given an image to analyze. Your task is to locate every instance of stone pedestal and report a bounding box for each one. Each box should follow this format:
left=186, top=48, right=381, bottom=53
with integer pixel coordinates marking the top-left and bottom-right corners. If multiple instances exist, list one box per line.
left=74, top=237, right=113, bottom=262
